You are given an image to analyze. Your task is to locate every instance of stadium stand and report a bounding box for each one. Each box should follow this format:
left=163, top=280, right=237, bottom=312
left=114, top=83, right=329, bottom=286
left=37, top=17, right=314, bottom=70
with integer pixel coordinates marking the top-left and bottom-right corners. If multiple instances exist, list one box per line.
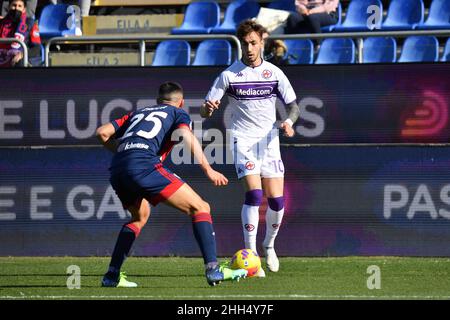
left=333, top=0, right=383, bottom=32
left=321, top=3, right=343, bottom=32
left=21, top=0, right=450, bottom=66
left=152, top=39, right=191, bottom=66
left=381, top=0, right=424, bottom=30
left=192, top=39, right=232, bottom=65
left=38, top=4, right=81, bottom=40
left=362, top=36, right=397, bottom=63
left=315, top=38, right=356, bottom=64
left=284, top=39, right=314, bottom=64
left=398, top=35, right=439, bottom=62
left=415, top=0, right=450, bottom=30
left=267, top=0, right=296, bottom=12
left=210, top=0, right=261, bottom=34
left=171, top=1, right=220, bottom=34
left=442, top=38, right=450, bottom=61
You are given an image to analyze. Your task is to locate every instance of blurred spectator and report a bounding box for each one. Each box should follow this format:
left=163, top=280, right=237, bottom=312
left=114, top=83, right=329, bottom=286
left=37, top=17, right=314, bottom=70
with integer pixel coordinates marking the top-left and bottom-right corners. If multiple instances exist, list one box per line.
left=285, top=0, right=339, bottom=35
left=1, top=0, right=37, bottom=18
left=0, top=0, right=35, bottom=67
left=262, top=29, right=289, bottom=66
left=264, top=38, right=289, bottom=65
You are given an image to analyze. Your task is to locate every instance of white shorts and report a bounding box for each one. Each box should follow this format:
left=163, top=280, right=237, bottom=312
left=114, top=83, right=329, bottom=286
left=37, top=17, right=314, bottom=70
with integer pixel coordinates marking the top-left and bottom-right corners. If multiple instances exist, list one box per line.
left=231, top=130, right=285, bottom=179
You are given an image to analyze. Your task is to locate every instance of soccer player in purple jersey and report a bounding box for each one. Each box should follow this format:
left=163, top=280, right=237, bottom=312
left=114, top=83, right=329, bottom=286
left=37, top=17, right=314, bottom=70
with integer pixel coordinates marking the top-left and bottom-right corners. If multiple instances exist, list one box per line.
left=96, top=82, right=247, bottom=287
left=201, top=20, right=301, bottom=277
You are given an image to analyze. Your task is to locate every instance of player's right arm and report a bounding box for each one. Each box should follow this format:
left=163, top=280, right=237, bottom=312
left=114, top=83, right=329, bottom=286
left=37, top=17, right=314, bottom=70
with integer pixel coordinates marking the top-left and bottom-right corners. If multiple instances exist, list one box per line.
left=96, top=112, right=132, bottom=153
left=200, top=100, right=221, bottom=118
left=96, top=122, right=118, bottom=153
left=177, top=126, right=228, bottom=186
left=201, top=72, right=228, bottom=118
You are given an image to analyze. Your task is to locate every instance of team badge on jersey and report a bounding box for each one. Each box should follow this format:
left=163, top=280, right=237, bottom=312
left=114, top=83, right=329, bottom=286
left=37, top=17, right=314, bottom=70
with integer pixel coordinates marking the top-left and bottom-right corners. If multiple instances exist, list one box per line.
left=245, top=161, right=255, bottom=170
left=262, top=69, right=272, bottom=79
left=245, top=224, right=255, bottom=231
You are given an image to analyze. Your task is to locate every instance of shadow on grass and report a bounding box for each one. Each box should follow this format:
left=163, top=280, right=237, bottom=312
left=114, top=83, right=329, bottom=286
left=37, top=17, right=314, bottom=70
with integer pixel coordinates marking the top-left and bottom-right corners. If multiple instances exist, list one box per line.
left=0, top=274, right=199, bottom=278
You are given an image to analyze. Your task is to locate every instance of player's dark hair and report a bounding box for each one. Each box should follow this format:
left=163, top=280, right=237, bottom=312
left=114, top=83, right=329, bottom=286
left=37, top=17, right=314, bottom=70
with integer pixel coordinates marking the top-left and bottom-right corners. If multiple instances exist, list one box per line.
left=236, top=20, right=266, bottom=41
left=157, top=82, right=183, bottom=104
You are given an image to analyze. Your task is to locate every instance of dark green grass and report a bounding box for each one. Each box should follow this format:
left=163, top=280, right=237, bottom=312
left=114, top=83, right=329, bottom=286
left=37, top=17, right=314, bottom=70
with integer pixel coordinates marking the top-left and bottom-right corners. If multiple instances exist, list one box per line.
left=1, top=257, right=449, bottom=300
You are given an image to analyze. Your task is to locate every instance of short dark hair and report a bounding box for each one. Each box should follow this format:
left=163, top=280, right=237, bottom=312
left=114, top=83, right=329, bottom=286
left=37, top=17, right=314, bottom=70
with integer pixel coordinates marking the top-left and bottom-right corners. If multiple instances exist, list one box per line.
left=157, top=82, right=183, bottom=104
left=236, top=20, right=266, bottom=41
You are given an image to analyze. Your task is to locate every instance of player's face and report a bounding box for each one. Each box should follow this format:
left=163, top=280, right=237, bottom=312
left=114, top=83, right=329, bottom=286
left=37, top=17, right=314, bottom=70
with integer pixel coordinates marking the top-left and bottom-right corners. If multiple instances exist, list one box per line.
left=241, top=31, right=264, bottom=67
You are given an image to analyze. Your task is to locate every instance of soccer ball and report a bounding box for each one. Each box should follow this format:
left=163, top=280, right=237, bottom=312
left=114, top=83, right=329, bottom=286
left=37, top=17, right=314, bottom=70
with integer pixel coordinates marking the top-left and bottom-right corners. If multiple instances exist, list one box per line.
left=230, top=248, right=261, bottom=277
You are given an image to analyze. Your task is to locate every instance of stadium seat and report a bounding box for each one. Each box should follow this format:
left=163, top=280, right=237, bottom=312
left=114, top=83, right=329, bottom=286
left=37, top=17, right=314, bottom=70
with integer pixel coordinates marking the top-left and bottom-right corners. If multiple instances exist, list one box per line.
left=321, top=3, right=342, bottom=32
left=38, top=4, right=80, bottom=40
left=398, top=36, right=439, bottom=63
left=362, top=37, right=397, bottom=63
left=284, top=39, right=314, bottom=64
left=315, top=38, right=355, bottom=64
left=441, top=38, right=450, bottom=62
left=171, top=1, right=220, bottom=35
left=381, top=0, right=424, bottom=30
left=152, top=40, right=191, bottom=66
left=192, top=40, right=232, bottom=66
left=210, top=0, right=261, bottom=34
left=333, top=0, right=383, bottom=32
left=415, top=0, right=450, bottom=30
left=267, top=0, right=296, bottom=12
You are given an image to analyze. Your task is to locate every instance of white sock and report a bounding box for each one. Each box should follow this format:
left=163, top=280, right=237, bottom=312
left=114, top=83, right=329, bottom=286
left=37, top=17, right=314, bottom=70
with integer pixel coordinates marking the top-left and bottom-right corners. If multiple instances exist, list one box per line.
left=241, top=204, right=260, bottom=253
left=263, top=207, right=284, bottom=249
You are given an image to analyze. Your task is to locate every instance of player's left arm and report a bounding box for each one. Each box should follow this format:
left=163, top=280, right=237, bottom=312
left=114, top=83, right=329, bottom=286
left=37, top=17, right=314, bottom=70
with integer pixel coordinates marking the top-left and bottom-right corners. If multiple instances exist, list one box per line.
left=176, top=126, right=228, bottom=186
left=96, top=122, right=118, bottom=153
left=280, top=100, right=300, bottom=137
left=277, top=70, right=300, bottom=138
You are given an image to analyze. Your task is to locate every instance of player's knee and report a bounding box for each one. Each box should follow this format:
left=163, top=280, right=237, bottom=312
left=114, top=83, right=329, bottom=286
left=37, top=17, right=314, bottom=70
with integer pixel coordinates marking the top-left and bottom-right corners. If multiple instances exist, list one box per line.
left=190, top=200, right=210, bottom=216
left=244, top=189, right=263, bottom=206
left=268, top=196, right=284, bottom=211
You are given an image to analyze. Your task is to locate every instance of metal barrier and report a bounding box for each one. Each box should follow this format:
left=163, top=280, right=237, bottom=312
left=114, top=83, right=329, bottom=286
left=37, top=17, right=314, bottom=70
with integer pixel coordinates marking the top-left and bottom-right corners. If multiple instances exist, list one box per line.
left=44, top=34, right=242, bottom=67
left=269, top=29, right=450, bottom=63
left=44, top=30, right=450, bottom=67
left=0, top=38, right=29, bottom=67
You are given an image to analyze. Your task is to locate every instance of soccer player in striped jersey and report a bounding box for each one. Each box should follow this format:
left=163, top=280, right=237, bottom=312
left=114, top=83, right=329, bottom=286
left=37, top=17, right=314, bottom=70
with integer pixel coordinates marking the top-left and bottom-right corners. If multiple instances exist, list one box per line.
left=96, top=82, right=247, bottom=287
left=200, top=20, right=300, bottom=277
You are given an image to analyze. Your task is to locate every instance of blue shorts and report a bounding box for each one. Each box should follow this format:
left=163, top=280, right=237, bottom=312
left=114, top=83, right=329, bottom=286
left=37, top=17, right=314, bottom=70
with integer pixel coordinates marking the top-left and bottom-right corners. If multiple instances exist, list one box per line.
left=110, top=163, right=184, bottom=208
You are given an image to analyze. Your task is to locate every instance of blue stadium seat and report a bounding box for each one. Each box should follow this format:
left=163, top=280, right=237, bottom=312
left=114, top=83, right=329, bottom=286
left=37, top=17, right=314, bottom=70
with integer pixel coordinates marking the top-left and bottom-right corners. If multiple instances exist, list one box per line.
left=38, top=4, right=80, bottom=40
left=267, top=0, right=296, bottom=12
left=321, top=3, right=343, bottom=32
left=441, top=38, right=450, bottom=62
left=210, top=0, right=260, bottom=34
left=416, top=0, right=450, bottom=30
left=192, top=40, right=232, bottom=66
left=315, top=38, right=355, bottom=64
left=171, top=1, right=220, bottom=35
left=284, top=39, right=314, bottom=64
left=362, top=37, right=397, bottom=63
left=333, top=0, right=383, bottom=32
left=152, top=40, right=191, bottom=66
left=382, top=0, right=424, bottom=30
left=398, top=36, right=439, bottom=63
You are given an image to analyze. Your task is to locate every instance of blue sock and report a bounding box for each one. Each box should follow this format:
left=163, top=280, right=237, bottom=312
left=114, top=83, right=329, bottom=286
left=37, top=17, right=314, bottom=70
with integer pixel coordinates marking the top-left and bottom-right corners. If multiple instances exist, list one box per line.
left=106, top=223, right=140, bottom=280
left=191, top=212, right=217, bottom=265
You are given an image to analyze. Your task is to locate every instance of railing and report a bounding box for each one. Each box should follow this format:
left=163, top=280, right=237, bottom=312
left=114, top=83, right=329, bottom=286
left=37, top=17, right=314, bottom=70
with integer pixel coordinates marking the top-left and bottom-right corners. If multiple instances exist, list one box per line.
left=269, top=29, right=450, bottom=63
left=44, top=29, right=450, bottom=67
left=0, top=38, right=29, bottom=67
left=44, top=34, right=242, bottom=67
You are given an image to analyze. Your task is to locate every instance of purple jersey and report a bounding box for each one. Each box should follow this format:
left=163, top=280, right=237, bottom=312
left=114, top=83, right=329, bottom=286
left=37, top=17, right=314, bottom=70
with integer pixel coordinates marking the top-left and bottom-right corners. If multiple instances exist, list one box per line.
left=110, top=104, right=191, bottom=172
